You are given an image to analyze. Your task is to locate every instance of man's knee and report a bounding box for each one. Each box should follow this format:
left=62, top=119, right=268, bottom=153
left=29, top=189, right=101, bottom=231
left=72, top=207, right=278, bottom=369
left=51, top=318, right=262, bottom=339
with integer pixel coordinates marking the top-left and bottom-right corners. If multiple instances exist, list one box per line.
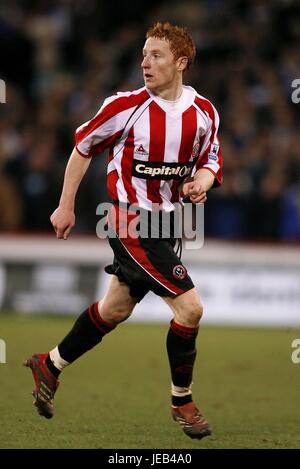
left=109, top=308, right=132, bottom=324
left=185, top=302, right=203, bottom=324
left=174, top=301, right=203, bottom=327
left=98, top=300, right=133, bottom=325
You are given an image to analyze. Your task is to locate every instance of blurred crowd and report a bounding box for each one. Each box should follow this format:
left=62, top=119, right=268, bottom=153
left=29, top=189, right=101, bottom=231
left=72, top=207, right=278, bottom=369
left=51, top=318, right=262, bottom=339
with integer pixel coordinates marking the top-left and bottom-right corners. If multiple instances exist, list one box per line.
left=0, top=0, right=300, bottom=240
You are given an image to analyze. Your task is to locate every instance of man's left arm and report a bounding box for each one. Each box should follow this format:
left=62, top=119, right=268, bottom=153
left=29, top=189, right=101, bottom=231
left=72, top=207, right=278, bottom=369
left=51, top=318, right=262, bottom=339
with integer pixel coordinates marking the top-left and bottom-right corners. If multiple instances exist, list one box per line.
left=183, top=99, right=223, bottom=204
left=182, top=168, right=215, bottom=203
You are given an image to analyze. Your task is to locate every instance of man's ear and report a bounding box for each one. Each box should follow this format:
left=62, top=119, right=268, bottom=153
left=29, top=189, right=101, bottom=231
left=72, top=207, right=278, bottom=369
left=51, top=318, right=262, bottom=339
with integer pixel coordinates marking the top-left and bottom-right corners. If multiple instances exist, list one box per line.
left=177, top=56, right=188, bottom=72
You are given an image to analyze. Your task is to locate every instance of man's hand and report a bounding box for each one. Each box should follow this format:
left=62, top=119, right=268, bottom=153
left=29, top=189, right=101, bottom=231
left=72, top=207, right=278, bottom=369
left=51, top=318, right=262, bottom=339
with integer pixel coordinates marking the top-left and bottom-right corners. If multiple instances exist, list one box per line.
left=182, top=180, right=207, bottom=204
left=50, top=207, right=75, bottom=239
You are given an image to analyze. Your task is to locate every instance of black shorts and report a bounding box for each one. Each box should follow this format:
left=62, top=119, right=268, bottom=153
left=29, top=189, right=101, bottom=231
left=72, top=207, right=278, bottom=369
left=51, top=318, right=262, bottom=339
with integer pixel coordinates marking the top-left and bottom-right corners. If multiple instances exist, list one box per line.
left=104, top=204, right=194, bottom=302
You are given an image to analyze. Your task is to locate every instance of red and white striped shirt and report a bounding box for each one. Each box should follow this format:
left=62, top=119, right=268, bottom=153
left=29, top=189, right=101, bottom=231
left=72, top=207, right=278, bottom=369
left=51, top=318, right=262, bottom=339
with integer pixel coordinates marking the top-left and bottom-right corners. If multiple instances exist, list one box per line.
left=75, top=85, right=222, bottom=211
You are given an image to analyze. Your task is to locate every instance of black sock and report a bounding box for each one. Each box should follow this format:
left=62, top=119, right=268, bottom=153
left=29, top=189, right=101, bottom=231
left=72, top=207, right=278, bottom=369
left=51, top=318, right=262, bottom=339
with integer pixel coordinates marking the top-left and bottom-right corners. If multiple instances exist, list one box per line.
left=166, top=319, right=198, bottom=406
left=57, top=302, right=116, bottom=363
left=46, top=355, right=61, bottom=378
left=172, top=394, right=193, bottom=406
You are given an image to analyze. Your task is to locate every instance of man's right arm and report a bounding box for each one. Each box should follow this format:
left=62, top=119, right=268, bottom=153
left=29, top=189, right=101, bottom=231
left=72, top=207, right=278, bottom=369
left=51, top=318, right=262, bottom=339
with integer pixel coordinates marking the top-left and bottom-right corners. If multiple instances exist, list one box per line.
left=50, top=148, right=91, bottom=239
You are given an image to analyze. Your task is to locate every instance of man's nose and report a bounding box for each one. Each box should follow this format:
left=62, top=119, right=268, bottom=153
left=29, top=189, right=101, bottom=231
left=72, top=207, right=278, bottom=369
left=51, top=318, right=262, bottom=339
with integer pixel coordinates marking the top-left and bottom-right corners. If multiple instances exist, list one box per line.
left=141, top=56, right=150, bottom=68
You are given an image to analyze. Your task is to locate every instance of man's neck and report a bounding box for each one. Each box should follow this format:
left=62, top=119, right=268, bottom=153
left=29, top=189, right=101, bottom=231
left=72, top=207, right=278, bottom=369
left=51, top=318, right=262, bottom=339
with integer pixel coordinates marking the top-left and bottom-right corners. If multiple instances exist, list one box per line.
left=150, top=81, right=183, bottom=101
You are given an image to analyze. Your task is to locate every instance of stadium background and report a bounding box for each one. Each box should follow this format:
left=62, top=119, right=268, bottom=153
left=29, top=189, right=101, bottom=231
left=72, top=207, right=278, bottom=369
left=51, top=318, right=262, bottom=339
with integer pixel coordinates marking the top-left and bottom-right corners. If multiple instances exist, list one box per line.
left=0, top=0, right=300, bottom=449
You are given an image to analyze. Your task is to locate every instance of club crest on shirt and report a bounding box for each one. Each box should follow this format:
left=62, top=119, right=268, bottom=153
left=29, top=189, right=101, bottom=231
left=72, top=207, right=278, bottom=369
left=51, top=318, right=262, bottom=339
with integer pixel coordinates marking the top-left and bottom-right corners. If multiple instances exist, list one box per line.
left=172, top=265, right=187, bottom=280
left=191, top=141, right=200, bottom=158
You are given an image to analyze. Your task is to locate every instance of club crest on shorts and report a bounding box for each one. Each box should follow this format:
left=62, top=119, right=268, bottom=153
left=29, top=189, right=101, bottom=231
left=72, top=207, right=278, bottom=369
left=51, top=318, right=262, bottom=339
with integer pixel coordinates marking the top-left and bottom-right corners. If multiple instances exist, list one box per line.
left=172, top=265, right=187, bottom=280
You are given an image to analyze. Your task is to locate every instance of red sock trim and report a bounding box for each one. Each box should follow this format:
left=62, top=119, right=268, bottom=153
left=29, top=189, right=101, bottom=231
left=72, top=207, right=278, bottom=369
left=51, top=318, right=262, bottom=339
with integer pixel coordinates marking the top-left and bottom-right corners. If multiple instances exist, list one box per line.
left=94, top=302, right=115, bottom=329
left=88, top=302, right=116, bottom=334
left=170, top=319, right=199, bottom=340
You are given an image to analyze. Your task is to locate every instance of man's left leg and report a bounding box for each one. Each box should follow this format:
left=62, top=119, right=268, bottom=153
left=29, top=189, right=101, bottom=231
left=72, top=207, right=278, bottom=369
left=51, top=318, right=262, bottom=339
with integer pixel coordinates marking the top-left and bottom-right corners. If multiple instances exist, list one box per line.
left=163, top=288, right=211, bottom=439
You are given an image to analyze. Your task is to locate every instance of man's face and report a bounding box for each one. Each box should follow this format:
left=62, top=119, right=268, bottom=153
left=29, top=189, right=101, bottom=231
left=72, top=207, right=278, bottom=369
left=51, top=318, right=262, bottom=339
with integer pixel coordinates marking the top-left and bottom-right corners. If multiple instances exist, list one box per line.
left=141, top=37, right=180, bottom=92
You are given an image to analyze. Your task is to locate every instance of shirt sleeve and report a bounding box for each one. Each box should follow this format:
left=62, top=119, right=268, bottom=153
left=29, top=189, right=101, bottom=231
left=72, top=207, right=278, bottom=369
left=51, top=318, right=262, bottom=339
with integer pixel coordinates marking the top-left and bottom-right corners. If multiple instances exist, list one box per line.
left=194, top=103, right=223, bottom=187
left=74, top=95, right=138, bottom=158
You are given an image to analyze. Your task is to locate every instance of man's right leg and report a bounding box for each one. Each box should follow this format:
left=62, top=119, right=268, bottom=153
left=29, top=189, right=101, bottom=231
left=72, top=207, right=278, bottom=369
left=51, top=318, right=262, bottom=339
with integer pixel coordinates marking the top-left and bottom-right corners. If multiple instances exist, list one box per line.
left=24, top=276, right=137, bottom=419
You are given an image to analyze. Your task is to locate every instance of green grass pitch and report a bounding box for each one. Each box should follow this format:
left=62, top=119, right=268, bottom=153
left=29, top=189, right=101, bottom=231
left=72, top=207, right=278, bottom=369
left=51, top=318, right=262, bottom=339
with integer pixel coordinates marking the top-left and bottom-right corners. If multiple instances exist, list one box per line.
left=0, top=314, right=300, bottom=449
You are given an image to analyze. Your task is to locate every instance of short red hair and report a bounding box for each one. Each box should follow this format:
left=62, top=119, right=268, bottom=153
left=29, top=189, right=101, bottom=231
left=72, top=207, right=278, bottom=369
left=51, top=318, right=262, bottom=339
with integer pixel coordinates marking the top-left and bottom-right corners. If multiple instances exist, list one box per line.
left=146, top=22, right=196, bottom=70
